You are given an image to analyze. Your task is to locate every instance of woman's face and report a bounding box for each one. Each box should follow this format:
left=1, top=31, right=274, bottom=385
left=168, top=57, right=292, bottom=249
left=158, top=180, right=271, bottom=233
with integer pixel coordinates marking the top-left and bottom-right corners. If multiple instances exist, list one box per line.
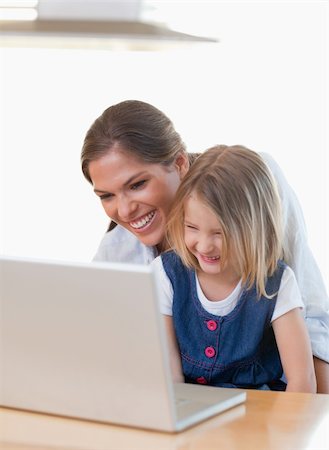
left=88, top=145, right=188, bottom=249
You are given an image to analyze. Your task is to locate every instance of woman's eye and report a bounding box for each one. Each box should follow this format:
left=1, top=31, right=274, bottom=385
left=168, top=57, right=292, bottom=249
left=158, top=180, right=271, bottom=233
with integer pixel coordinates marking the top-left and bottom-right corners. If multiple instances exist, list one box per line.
left=99, top=193, right=114, bottom=201
left=131, top=180, right=146, bottom=190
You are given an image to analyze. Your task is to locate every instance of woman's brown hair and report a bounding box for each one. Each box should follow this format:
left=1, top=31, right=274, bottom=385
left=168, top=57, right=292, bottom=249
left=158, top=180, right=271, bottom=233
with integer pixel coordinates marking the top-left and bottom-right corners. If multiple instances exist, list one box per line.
left=81, top=100, right=187, bottom=183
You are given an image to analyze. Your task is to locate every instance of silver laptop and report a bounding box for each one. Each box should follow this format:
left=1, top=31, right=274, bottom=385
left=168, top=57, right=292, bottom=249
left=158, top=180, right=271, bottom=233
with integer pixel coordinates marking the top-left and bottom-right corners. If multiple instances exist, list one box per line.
left=0, top=255, right=246, bottom=432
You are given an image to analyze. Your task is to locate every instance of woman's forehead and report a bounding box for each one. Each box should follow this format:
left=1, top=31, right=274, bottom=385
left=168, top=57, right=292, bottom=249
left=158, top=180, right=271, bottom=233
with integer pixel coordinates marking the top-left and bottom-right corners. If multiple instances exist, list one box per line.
left=91, top=147, right=144, bottom=171
left=89, top=148, right=173, bottom=191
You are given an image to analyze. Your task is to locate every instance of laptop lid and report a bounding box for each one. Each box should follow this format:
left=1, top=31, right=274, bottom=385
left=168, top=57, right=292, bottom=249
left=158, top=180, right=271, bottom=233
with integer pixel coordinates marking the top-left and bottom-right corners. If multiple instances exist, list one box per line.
left=0, top=255, right=246, bottom=432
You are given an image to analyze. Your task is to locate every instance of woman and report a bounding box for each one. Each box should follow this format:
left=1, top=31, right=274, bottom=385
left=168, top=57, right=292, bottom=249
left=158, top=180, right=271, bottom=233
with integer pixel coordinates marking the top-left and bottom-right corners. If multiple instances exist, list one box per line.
left=81, top=99, right=329, bottom=392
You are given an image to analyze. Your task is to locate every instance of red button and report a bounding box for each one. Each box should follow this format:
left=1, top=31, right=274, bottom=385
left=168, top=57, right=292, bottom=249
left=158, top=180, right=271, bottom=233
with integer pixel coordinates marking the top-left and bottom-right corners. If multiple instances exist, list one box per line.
left=196, top=377, right=207, bottom=384
left=205, top=346, right=216, bottom=358
left=206, top=320, right=217, bottom=331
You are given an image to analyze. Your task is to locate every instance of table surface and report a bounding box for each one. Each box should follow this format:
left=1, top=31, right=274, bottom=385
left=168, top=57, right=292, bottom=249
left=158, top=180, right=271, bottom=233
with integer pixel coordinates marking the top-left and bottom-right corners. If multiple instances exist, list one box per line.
left=0, top=389, right=329, bottom=450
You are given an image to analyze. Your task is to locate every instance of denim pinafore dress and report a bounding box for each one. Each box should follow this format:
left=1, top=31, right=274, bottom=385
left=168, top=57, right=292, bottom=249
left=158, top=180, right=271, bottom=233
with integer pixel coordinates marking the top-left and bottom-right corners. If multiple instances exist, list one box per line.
left=161, top=251, right=286, bottom=391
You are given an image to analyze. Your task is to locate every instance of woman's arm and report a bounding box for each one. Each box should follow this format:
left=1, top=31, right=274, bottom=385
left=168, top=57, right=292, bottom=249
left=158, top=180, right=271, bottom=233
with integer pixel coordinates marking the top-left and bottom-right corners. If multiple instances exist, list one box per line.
left=314, top=357, right=329, bottom=393
left=273, top=308, right=317, bottom=393
left=262, top=153, right=329, bottom=392
left=163, top=315, right=184, bottom=383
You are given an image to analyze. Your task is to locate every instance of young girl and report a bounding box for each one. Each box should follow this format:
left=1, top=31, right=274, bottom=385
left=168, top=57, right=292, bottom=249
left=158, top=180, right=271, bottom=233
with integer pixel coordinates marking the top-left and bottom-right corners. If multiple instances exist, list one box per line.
left=151, top=145, right=316, bottom=392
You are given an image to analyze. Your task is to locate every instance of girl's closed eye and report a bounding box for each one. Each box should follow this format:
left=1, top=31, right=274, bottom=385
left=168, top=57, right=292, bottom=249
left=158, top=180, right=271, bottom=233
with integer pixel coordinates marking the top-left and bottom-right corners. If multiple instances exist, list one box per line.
left=185, top=223, right=198, bottom=231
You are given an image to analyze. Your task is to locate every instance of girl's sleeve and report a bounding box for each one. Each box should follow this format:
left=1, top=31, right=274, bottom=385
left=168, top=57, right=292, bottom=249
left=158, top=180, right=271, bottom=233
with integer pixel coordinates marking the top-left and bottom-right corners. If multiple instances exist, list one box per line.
left=262, top=152, right=329, bottom=362
left=272, top=266, right=304, bottom=322
left=150, top=256, right=174, bottom=316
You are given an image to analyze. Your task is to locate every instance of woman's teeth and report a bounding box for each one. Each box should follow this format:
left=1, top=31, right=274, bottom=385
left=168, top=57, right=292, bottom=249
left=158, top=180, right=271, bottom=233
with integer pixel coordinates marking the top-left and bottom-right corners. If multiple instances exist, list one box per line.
left=130, top=211, right=155, bottom=229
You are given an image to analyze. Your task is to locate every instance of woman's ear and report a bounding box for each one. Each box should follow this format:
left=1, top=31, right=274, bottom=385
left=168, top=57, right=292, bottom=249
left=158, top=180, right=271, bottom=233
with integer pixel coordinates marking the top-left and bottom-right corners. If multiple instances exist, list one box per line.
left=175, top=153, right=189, bottom=180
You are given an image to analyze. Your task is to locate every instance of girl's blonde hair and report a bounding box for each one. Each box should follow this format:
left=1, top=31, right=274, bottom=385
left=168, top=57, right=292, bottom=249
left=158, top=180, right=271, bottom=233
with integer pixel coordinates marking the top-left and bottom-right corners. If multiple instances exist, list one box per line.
left=166, top=145, right=283, bottom=298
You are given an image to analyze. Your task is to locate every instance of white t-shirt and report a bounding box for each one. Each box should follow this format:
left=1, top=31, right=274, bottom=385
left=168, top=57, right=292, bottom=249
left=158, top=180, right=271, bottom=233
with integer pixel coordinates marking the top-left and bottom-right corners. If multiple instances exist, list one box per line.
left=151, top=256, right=304, bottom=322
left=93, top=223, right=157, bottom=264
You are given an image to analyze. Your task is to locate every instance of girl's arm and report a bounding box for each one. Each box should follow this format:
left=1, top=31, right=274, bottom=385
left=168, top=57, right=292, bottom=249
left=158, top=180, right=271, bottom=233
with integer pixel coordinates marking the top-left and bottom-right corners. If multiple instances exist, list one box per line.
left=272, top=308, right=317, bottom=393
left=163, top=315, right=184, bottom=383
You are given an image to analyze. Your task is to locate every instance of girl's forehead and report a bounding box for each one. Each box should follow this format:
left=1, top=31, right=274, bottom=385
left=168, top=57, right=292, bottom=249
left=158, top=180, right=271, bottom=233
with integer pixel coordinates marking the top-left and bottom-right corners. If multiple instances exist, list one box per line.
left=185, top=194, right=211, bottom=213
left=185, top=193, right=223, bottom=222
left=185, top=191, right=205, bottom=205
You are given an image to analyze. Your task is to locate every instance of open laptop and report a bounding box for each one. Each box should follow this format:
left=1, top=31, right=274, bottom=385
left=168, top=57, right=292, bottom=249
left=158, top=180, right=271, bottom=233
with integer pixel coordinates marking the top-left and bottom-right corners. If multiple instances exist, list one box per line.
left=0, top=255, right=246, bottom=432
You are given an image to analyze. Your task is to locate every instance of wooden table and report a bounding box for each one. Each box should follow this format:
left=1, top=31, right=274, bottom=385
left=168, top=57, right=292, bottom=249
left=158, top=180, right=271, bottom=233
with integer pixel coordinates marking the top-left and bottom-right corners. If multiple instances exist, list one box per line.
left=0, top=390, right=328, bottom=450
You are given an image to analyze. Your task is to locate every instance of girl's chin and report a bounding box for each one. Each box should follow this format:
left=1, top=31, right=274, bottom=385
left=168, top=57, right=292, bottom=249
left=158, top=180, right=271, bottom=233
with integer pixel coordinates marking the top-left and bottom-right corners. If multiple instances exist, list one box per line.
left=198, top=260, right=221, bottom=273
left=201, top=267, right=221, bottom=275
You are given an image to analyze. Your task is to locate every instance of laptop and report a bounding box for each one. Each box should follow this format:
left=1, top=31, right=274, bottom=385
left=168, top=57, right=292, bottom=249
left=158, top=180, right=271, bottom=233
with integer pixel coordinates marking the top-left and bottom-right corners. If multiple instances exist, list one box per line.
left=0, top=255, right=246, bottom=432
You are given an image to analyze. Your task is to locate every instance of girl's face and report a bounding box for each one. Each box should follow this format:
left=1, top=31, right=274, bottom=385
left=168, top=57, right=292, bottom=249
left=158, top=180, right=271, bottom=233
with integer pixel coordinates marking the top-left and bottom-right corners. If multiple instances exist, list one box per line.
left=88, top=145, right=188, bottom=250
left=184, top=194, right=238, bottom=279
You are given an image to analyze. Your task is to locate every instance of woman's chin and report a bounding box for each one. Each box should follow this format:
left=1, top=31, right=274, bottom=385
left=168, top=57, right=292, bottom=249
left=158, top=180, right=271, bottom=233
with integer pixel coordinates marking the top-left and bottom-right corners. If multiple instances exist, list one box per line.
left=134, top=228, right=165, bottom=249
left=129, top=216, right=165, bottom=249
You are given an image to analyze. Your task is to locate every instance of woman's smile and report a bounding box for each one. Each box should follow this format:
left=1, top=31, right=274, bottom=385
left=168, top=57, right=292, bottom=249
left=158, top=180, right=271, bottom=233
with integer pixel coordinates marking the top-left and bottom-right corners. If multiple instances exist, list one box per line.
left=129, top=210, right=156, bottom=231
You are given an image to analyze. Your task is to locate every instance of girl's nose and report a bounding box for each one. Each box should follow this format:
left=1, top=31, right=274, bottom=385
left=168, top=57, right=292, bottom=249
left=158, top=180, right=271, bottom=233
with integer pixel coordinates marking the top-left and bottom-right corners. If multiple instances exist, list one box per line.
left=197, top=236, right=214, bottom=254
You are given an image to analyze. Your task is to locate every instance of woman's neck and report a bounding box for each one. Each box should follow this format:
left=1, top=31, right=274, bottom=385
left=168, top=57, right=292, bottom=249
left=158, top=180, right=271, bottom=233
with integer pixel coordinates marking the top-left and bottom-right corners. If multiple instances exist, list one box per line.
left=156, top=238, right=170, bottom=254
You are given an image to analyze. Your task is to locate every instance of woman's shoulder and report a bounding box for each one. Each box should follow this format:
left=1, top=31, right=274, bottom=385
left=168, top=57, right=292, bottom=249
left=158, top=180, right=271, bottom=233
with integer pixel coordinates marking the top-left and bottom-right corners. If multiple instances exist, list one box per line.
left=101, top=224, right=133, bottom=242
left=93, top=225, right=156, bottom=264
left=259, top=152, right=286, bottom=184
left=258, top=152, right=294, bottom=196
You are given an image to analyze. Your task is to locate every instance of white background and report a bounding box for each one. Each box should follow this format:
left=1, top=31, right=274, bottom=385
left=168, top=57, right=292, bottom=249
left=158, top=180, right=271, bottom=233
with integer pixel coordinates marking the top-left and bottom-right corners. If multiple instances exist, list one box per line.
left=0, top=1, right=328, bottom=291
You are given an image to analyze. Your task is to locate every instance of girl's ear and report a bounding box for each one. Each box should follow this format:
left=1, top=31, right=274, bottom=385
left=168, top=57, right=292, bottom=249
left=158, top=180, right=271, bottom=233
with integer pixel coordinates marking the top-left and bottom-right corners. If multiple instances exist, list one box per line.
left=175, top=153, right=189, bottom=180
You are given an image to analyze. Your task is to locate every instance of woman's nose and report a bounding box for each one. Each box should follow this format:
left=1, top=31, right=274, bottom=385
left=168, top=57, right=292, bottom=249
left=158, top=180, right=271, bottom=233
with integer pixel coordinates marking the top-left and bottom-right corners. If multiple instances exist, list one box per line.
left=116, top=196, right=138, bottom=221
